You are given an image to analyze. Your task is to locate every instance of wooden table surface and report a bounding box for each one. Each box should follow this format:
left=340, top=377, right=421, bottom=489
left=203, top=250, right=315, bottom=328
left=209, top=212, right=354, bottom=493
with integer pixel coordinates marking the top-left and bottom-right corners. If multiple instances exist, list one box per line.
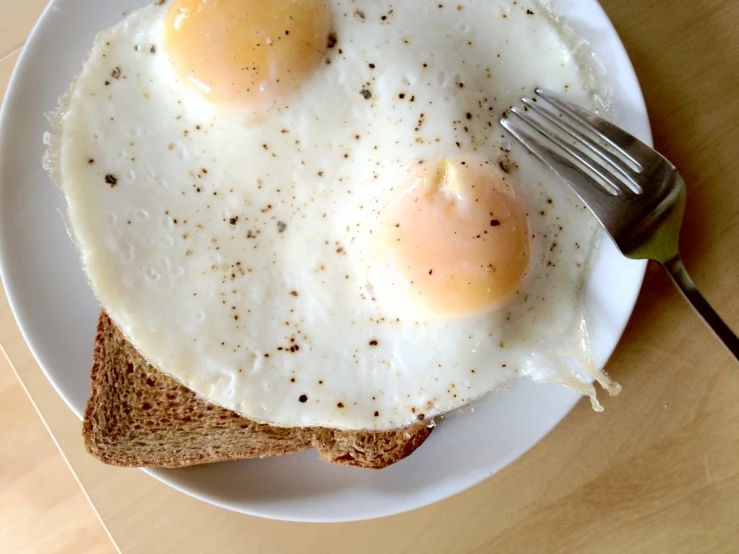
left=1, top=1, right=738, bottom=552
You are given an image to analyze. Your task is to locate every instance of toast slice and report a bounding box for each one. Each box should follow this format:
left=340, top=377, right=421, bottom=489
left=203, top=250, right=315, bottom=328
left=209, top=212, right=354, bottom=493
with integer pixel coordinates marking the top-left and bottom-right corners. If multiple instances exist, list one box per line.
left=83, top=311, right=433, bottom=469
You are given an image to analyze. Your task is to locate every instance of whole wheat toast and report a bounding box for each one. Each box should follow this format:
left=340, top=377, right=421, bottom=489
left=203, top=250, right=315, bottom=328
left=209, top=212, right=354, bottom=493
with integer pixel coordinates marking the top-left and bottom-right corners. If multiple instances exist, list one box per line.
left=83, top=311, right=433, bottom=469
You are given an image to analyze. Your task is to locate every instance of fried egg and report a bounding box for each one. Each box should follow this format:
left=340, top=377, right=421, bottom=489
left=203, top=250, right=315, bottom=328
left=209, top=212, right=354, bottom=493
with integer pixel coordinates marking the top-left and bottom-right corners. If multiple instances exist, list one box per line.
left=50, top=0, right=618, bottom=430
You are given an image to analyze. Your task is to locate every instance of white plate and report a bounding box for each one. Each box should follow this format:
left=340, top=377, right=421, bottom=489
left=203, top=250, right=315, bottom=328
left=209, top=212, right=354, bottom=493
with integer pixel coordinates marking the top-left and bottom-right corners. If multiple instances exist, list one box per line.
left=0, top=0, right=650, bottom=522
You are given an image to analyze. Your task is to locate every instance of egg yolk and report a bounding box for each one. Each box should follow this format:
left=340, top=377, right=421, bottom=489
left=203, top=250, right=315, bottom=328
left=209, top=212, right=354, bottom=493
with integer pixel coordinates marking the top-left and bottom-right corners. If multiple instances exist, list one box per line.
left=163, top=0, right=331, bottom=109
left=375, top=159, right=531, bottom=316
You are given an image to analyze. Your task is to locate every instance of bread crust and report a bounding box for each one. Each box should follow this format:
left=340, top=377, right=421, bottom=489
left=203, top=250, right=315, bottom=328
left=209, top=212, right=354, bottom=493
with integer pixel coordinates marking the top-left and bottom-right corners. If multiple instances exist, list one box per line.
left=83, top=311, right=433, bottom=469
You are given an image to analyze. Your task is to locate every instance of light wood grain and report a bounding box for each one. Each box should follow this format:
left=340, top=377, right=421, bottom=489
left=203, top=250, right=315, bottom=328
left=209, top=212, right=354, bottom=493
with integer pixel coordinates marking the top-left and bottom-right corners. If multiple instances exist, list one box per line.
left=1, top=0, right=738, bottom=553
left=0, top=0, right=48, bottom=59
left=0, top=357, right=115, bottom=554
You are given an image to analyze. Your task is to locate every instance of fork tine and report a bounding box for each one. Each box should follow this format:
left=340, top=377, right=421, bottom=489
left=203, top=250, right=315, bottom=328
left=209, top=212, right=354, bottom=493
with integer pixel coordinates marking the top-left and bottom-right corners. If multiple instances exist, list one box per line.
left=520, top=97, right=642, bottom=192
left=535, top=89, right=652, bottom=169
left=500, top=117, right=620, bottom=232
left=509, top=106, right=630, bottom=196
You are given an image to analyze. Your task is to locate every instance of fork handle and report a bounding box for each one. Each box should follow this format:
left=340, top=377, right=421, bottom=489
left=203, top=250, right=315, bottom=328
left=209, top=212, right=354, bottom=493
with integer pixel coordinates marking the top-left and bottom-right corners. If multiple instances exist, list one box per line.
left=662, top=255, right=739, bottom=363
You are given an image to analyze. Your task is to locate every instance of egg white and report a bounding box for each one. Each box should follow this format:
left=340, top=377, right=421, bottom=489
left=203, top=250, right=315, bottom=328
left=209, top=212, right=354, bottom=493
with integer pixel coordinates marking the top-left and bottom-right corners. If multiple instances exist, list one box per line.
left=56, top=0, right=613, bottom=430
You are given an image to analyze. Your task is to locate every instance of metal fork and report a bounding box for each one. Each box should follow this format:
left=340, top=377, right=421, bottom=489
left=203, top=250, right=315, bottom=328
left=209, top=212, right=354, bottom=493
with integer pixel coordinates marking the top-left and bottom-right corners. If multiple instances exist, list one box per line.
left=501, top=89, right=738, bottom=362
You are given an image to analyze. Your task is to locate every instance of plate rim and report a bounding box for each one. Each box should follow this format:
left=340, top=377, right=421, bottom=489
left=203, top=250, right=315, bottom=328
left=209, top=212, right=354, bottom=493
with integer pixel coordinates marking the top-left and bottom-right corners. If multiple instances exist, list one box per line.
left=0, top=0, right=649, bottom=522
